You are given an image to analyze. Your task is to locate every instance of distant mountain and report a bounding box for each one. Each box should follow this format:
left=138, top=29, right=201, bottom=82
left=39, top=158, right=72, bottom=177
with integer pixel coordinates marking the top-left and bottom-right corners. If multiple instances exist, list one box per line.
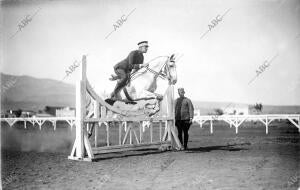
left=1, top=73, right=300, bottom=114
left=1, top=73, right=75, bottom=112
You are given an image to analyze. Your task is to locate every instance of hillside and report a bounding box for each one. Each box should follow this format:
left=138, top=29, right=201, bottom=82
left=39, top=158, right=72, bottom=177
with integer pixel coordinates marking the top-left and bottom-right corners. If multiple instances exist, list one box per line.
left=1, top=73, right=75, bottom=111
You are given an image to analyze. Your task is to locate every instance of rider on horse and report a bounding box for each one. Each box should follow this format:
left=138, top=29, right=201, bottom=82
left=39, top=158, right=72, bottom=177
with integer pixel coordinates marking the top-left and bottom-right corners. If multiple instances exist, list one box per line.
left=109, top=41, right=149, bottom=100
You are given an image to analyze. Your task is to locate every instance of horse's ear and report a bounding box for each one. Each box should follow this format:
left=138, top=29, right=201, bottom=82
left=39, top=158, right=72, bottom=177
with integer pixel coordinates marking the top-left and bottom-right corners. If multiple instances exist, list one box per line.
left=170, top=54, right=175, bottom=62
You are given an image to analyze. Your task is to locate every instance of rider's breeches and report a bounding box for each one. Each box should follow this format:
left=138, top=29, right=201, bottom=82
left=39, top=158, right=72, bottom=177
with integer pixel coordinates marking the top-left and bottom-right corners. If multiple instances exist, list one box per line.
left=112, top=68, right=129, bottom=98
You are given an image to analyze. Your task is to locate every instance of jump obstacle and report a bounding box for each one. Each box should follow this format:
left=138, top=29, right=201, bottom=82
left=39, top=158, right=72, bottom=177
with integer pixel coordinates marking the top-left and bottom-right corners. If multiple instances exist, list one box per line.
left=68, top=55, right=182, bottom=161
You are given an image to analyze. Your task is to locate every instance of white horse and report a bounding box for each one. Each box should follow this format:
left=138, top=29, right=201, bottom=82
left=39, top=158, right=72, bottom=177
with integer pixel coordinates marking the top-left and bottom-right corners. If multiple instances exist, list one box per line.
left=117, top=54, right=177, bottom=102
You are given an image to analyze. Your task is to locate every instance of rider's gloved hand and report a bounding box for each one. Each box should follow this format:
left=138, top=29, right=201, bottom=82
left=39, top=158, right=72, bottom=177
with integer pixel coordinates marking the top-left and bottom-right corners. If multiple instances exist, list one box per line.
left=126, top=74, right=131, bottom=86
left=141, top=62, right=149, bottom=68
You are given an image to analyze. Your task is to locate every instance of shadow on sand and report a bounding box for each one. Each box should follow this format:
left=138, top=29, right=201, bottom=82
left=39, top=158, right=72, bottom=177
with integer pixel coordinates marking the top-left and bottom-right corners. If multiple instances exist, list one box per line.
left=185, top=143, right=250, bottom=153
left=92, top=143, right=250, bottom=161
left=93, top=148, right=167, bottom=162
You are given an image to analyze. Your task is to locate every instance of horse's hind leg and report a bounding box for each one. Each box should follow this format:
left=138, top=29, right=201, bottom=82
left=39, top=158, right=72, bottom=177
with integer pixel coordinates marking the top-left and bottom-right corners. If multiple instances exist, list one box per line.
left=88, top=123, right=95, bottom=138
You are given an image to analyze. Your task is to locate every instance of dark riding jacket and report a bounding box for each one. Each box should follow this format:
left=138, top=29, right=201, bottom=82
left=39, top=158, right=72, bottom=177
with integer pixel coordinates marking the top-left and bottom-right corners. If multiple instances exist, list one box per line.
left=175, top=97, right=194, bottom=120
left=114, top=50, right=144, bottom=73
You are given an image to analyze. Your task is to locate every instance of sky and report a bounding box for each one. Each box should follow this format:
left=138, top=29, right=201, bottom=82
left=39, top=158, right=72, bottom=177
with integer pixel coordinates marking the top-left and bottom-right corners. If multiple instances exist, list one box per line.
left=1, top=0, right=300, bottom=105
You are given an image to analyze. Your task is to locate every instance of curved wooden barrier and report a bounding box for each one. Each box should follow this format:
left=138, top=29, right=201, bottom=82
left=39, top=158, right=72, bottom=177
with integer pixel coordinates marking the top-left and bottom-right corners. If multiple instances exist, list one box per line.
left=86, top=81, right=144, bottom=117
left=68, top=55, right=182, bottom=161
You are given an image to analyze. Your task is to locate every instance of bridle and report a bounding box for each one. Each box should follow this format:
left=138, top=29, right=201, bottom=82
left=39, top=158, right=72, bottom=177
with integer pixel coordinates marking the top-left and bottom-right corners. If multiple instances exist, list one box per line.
left=130, top=56, right=174, bottom=82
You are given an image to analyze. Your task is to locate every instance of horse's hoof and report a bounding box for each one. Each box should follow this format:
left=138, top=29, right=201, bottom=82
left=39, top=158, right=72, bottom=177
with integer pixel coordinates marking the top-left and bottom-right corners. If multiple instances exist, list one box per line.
left=156, top=95, right=163, bottom=100
left=175, top=146, right=184, bottom=151
left=159, top=144, right=172, bottom=151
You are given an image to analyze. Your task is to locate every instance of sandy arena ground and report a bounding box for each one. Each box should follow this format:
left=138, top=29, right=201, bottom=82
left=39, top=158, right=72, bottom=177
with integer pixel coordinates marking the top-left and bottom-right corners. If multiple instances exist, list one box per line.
left=1, top=121, right=299, bottom=190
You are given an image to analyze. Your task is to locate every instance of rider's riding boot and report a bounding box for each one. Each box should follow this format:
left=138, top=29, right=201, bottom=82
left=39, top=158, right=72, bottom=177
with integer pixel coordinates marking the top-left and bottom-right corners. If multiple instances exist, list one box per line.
left=110, top=92, right=116, bottom=100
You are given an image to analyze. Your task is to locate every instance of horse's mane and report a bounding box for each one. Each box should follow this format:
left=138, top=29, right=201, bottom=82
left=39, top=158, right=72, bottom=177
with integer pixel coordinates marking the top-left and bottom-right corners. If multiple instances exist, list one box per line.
left=130, top=56, right=169, bottom=81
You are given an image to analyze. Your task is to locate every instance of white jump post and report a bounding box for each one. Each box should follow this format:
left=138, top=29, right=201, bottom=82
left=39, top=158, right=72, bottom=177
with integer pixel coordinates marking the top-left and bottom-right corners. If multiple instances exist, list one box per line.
left=68, top=55, right=94, bottom=161
left=68, top=55, right=182, bottom=161
left=265, top=116, right=269, bottom=134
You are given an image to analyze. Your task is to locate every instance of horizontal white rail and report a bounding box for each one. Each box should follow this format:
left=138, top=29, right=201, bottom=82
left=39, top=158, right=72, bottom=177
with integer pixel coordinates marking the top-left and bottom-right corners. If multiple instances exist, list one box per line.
left=194, top=114, right=300, bottom=120
left=193, top=114, right=300, bottom=134
left=0, top=117, right=76, bottom=130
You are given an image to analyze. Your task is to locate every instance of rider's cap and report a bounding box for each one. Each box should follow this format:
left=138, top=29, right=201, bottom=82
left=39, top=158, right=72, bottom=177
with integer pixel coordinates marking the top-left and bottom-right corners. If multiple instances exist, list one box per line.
left=138, top=41, right=149, bottom=48
left=178, top=88, right=185, bottom=92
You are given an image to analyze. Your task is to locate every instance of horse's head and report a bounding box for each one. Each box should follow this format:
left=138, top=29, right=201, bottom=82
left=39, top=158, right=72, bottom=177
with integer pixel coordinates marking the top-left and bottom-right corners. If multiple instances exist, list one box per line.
left=162, top=54, right=177, bottom=85
left=145, top=54, right=178, bottom=85
left=129, top=55, right=178, bottom=88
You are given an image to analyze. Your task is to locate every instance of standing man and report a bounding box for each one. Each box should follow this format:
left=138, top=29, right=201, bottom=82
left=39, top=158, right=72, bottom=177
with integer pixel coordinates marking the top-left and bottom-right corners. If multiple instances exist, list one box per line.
left=109, top=41, right=149, bottom=100
left=175, top=88, right=194, bottom=150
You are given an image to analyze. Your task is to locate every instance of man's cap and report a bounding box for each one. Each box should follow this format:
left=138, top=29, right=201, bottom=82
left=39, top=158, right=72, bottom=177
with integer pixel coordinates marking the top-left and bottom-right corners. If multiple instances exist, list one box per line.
left=138, top=41, right=149, bottom=48
left=178, top=88, right=185, bottom=92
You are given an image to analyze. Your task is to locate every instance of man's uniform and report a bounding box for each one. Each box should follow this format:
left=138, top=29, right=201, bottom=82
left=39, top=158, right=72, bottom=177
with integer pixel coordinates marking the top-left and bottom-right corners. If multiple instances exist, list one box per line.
left=111, top=50, right=144, bottom=99
left=175, top=94, right=194, bottom=149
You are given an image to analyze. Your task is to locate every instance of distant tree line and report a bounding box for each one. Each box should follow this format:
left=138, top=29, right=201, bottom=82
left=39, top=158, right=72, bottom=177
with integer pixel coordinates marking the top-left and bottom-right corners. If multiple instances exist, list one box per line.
left=252, top=103, right=263, bottom=113
left=208, top=102, right=263, bottom=116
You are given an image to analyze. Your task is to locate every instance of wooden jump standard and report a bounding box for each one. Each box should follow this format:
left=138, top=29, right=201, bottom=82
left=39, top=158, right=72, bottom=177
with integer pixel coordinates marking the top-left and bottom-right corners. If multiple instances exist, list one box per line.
left=68, top=55, right=182, bottom=161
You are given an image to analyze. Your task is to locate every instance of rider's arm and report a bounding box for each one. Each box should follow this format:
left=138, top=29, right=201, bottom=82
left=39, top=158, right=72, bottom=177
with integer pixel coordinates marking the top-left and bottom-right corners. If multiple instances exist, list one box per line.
left=129, top=51, right=149, bottom=70
left=128, top=51, right=137, bottom=67
left=128, top=52, right=139, bottom=73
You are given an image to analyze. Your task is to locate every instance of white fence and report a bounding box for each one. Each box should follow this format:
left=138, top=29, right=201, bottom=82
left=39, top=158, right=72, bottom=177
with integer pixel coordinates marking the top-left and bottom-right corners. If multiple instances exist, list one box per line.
left=193, top=113, right=300, bottom=134
left=1, top=114, right=299, bottom=135
left=0, top=117, right=76, bottom=130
